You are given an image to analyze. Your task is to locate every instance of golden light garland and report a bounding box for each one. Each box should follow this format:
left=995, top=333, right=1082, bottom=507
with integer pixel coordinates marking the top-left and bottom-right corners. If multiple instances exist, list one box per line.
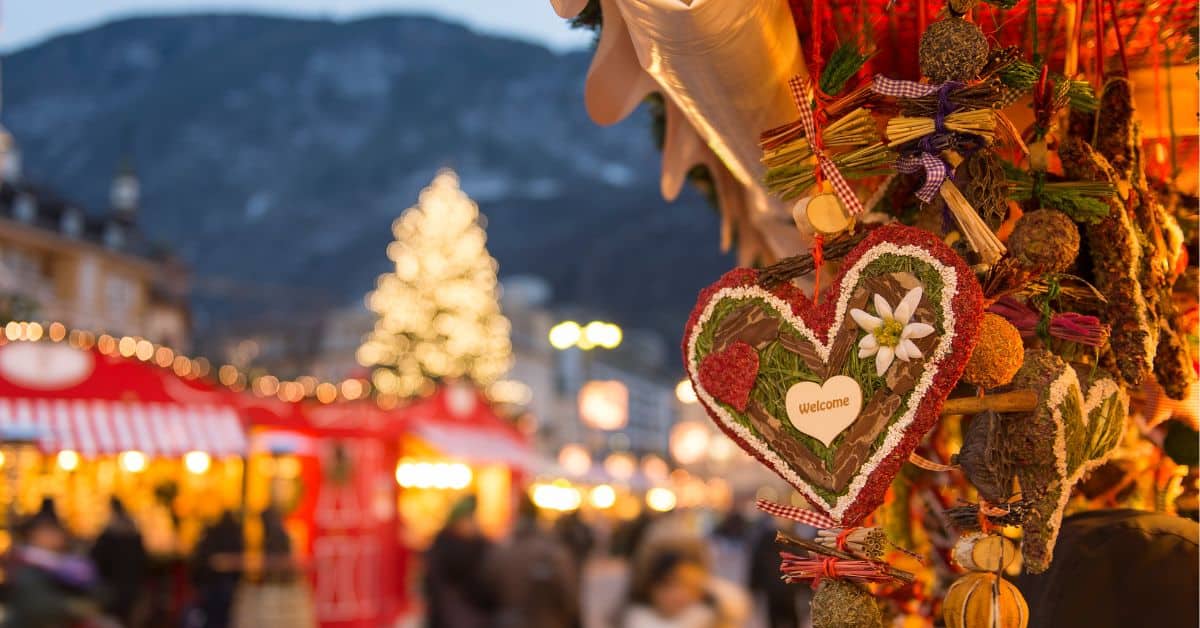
left=0, top=320, right=372, bottom=406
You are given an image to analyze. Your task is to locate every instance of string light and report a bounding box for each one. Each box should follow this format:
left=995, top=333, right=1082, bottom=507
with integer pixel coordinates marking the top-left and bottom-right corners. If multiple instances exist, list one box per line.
left=0, top=321, right=379, bottom=406
left=119, top=451, right=148, bottom=473
left=56, top=450, right=80, bottom=472
left=589, top=484, right=617, bottom=509
left=184, top=450, right=211, bottom=474
left=646, top=487, right=677, bottom=512
left=360, top=170, right=513, bottom=398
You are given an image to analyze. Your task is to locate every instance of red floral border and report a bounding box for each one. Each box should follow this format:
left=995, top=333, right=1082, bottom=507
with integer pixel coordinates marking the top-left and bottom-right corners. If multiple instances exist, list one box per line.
left=682, top=224, right=983, bottom=525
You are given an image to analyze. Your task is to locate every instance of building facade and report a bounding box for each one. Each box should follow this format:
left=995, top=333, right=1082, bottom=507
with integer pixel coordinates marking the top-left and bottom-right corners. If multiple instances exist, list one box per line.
left=0, top=131, right=190, bottom=349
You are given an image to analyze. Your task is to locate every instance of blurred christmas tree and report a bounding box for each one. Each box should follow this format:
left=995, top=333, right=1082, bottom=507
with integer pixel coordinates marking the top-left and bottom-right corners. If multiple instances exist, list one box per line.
left=359, top=170, right=512, bottom=398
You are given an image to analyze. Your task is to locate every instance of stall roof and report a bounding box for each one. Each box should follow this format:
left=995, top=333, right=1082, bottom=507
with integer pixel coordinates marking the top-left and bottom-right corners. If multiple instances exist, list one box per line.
left=401, top=384, right=532, bottom=469
left=0, top=341, right=245, bottom=456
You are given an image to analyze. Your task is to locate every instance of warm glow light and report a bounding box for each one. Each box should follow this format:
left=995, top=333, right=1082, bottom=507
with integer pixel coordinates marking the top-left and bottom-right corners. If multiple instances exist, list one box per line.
left=56, top=450, right=80, bottom=472
left=277, top=456, right=302, bottom=479
left=25, top=322, right=43, bottom=342
left=48, top=323, right=66, bottom=342
left=641, top=455, right=670, bottom=482
left=583, top=321, right=622, bottom=350
left=489, top=379, right=532, bottom=405
left=675, top=379, right=698, bottom=404
left=603, top=452, right=636, bottom=481
left=670, top=421, right=711, bottom=465
left=218, top=365, right=239, bottom=386
left=315, top=382, right=338, bottom=403
left=395, top=460, right=473, bottom=490
left=646, top=487, right=677, bottom=512
left=531, top=480, right=582, bottom=512
left=119, top=451, right=148, bottom=473
left=709, top=434, right=738, bottom=463
left=548, top=321, right=583, bottom=350
left=579, top=380, right=629, bottom=430
left=340, top=379, right=364, bottom=400
left=256, top=375, right=280, bottom=396
left=118, top=336, right=137, bottom=357
left=154, top=346, right=174, bottom=368
left=558, top=444, right=592, bottom=477
left=589, top=484, right=617, bottom=509
left=184, top=450, right=211, bottom=474
left=134, top=339, right=154, bottom=361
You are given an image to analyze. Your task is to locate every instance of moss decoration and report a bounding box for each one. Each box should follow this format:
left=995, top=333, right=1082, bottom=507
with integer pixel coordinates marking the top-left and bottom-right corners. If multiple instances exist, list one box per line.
left=812, top=579, right=884, bottom=628
left=1008, top=209, right=1081, bottom=273
left=1002, top=350, right=1127, bottom=573
left=919, top=18, right=989, bottom=83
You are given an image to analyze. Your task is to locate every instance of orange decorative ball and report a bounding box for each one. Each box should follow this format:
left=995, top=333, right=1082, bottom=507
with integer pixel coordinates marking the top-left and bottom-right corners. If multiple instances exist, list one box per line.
left=962, top=313, right=1025, bottom=389
left=943, top=572, right=1029, bottom=628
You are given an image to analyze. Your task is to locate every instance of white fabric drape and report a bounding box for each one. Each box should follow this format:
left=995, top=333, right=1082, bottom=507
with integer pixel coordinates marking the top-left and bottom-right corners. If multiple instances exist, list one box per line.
left=562, top=0, right=812, bottom=262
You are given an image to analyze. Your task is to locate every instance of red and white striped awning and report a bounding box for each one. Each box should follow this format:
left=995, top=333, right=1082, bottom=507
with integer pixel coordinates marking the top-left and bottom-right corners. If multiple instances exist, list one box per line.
left=0, top=398, right=246, bottom=458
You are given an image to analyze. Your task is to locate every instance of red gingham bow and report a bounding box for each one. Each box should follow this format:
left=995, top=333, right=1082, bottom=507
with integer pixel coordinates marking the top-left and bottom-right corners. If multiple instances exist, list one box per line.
left=786, top=75, right=865, bottom=216
left=757, top=498, right=839, bottom=528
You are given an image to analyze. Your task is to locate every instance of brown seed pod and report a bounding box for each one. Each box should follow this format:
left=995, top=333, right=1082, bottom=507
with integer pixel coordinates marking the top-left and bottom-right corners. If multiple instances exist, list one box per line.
left=812, top=579, right=883, bottom=628
left=1008, top=209, right=1081, bottom=273
left=962, top=313, right=1025, bottom=389
left=957, top=150, right=1010, bottom=230
left=1059, top=137, right=1154, bottom=386
left=919, top=18, right=989, bottom=83
left=943, top=572, right=1029, bottom=628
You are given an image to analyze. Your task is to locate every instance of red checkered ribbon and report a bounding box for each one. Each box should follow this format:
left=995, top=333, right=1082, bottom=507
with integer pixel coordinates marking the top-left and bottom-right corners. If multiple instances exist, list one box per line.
left=757, top=498, right=838, bottom=529
left=786, top=75, right=865, bottom=216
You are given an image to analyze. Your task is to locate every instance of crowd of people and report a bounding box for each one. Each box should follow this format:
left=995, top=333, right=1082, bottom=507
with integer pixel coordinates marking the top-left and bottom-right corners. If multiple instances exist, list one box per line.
left=0, top=499, right=300, bottom=628
left=423, top=496, right=812, bottom=628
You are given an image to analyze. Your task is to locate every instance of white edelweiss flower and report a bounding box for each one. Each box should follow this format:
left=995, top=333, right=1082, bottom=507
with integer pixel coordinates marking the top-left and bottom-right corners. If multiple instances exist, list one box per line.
left=850, top=286, right=935, bottom=377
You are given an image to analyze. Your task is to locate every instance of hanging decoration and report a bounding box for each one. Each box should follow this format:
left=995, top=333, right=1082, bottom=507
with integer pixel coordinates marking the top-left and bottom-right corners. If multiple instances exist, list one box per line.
left=684, top=224, right=983, bottom=525
left=556, top=0, right=1199, bottom=623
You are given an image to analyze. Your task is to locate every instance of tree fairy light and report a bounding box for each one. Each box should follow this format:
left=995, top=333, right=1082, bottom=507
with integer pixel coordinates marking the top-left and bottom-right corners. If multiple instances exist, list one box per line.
left=359, top=170, right=512, bottom=398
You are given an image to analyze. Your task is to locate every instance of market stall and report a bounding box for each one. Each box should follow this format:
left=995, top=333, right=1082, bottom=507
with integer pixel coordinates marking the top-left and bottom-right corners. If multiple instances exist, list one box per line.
left=394, top=383, right=532, bottom=546
left=0, top=338, right=245, bottom=554
left=236, top=393, right=405, bottom=628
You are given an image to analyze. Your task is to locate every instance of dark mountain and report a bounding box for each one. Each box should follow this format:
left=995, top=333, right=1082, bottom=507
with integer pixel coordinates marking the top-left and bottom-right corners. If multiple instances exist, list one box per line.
left=2, top=13, right=730, bottom=360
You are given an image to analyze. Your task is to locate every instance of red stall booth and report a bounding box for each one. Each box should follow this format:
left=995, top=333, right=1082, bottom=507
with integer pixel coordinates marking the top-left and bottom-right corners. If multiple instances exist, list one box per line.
left=236, top=394, right=407, bottom=628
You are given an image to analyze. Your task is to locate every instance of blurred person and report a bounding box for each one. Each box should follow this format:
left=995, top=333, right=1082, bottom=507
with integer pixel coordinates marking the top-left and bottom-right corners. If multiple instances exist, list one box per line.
left=89, top=497, right=149, bottom=627
left=554, top=509, right=594, bottom=577
left=4, top=499, right=109, bottom=628
left=485, top=497, right=580, bottom=628
left=611, top=511, right=655, bottom=559
left=708, top=509, right=751, bottom=587
left=748, top=516, right=805, bottom=628
left=231, top=507, right=315, bottom=628
left=260, top=506, right=295, bottom=581
left=187, top=511, right=244, bottom=628
left=619, top=536, right=749, bottom=628
left=424, top=496, right=494, bottom=628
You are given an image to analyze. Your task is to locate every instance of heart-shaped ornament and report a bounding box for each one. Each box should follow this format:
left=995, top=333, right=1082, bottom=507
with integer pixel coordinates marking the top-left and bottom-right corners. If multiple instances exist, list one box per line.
left=683, top=224, right=983, bottom=525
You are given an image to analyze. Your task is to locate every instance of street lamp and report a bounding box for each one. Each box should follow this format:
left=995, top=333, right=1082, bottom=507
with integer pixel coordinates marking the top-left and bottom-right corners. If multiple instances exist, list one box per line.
left=548, top=320, right=622, bottom=351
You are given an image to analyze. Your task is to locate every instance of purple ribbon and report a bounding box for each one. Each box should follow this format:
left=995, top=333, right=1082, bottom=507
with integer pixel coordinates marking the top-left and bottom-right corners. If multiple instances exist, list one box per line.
left=872, top=77, right=965, bottom=204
